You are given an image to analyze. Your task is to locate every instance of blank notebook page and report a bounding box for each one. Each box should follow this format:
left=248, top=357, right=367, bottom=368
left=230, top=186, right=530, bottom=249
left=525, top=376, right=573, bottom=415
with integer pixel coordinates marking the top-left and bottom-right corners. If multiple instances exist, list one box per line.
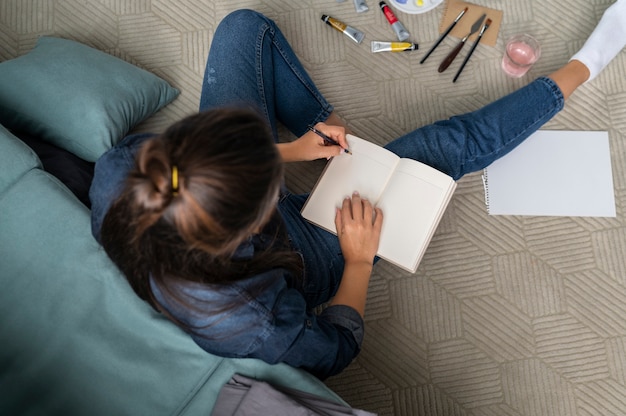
left=483, top=130, right=615, bottom=217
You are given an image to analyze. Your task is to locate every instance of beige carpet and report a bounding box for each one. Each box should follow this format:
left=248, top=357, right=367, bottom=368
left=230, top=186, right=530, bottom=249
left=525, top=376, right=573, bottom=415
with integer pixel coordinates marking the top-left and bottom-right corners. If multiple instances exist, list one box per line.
left=2, top=0, right=625, bottom=415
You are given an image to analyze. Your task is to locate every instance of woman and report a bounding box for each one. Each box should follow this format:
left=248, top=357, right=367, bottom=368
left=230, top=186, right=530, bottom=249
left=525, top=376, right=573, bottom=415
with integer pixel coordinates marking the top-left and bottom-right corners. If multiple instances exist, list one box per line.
left=91, top=3, right=625, bottom=379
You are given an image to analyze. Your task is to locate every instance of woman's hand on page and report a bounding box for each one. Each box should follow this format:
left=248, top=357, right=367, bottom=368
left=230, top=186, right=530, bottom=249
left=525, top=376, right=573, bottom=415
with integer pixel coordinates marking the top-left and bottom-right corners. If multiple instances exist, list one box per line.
left=335, top=192, right=383, bottom=266
left=330, top=192, right=383, bottom=316
left=277, top=122, right=348, bottom=162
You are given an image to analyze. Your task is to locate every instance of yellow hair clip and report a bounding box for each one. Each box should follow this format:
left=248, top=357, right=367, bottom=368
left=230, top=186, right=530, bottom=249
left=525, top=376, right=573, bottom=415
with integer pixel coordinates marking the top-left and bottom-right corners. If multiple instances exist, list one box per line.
left=171, top=165, right=179, bottom=195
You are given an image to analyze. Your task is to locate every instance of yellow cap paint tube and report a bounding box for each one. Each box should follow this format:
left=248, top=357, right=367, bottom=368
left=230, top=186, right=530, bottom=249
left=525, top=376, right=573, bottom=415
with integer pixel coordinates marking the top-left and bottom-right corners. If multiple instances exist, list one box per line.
left=321, top=15, right=365, bottom=44
left=379, top=1, right=410, bottom=41
left=371, top=41, right=419, bottom=53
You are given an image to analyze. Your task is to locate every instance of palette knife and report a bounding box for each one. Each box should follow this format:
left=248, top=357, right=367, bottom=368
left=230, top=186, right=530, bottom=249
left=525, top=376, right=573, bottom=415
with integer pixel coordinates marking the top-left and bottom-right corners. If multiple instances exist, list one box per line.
left=438, top=13, right=486, bottom=73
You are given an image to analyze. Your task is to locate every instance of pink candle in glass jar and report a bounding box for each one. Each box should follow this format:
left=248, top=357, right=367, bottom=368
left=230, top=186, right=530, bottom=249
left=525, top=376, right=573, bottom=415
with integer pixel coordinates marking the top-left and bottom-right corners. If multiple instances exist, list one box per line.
left=501, top=34, right=541, bottom=78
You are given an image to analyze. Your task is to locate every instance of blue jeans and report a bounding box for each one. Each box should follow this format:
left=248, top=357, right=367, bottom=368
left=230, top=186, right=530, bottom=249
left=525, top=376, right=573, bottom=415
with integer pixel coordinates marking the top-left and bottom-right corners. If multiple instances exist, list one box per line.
left=88, top=9, right=565, bottom=378
left=199, top=10, right=565, bottom=306
left=199, top=11, right=333, bottom=139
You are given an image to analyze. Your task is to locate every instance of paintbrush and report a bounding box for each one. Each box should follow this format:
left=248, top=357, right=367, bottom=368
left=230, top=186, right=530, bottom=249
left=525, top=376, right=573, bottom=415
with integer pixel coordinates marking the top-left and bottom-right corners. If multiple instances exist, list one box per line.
left=438, top=13, right=485, bottom=72
left=452, top=18, right=492, bottom=83
left=420, top=7, right=468, bottom=64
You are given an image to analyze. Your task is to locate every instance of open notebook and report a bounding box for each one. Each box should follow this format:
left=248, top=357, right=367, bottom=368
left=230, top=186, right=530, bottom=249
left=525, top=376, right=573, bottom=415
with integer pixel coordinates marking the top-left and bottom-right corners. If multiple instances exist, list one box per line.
left=483, top=130, right=615, bottom=217
left=301, top=134, right=456, bottom=273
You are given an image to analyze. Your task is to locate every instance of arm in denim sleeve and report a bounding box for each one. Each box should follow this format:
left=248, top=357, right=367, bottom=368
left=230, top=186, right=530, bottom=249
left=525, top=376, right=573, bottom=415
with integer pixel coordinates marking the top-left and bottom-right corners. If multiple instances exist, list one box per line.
left=320, top=304, right=364, bottom=346
left=89, top=133, right=155, bottom=242
left=156, top=273, right=365, bottom=380
left=251, top=284, right=365, bottom=380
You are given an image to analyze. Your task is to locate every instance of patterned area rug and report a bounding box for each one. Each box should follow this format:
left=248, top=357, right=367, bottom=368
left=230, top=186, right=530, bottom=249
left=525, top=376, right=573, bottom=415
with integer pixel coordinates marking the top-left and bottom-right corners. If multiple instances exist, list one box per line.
left=2, top=1, right=625, bottom=414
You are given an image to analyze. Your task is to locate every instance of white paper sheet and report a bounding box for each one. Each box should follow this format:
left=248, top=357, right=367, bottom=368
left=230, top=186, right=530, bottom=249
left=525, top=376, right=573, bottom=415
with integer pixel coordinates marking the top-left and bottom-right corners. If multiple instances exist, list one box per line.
left=483, top=130, right=615, bottom=217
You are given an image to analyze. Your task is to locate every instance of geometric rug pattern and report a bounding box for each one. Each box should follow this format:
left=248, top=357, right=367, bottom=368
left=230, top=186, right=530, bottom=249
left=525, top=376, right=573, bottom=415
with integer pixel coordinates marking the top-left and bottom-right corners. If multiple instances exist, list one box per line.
left=2, top=1, right=624, bottom=414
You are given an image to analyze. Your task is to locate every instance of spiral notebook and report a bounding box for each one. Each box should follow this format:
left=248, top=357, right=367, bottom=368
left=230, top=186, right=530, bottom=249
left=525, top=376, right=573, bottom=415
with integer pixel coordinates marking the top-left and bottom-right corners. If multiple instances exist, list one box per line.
left=482, top=130, right=615, bottom=217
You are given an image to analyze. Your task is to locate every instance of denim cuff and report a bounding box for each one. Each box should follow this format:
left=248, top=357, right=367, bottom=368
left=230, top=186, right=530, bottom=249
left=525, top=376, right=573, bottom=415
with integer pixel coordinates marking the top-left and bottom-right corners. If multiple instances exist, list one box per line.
left=320, top=304, right=365, bottom=346
left=536, top=76, right=565, bottom=112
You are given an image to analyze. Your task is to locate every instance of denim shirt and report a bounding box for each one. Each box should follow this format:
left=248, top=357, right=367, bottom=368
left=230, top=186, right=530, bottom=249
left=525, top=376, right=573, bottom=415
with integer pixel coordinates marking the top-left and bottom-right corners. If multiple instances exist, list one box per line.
left=89, top=134, right=364, bottom=379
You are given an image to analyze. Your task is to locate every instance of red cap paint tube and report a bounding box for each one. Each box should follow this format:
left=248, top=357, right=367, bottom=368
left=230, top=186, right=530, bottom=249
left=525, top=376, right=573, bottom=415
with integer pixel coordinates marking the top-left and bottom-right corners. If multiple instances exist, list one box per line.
left=321, top=14, right=365, bottom=44
left=379, top=1, right=410, bottom=41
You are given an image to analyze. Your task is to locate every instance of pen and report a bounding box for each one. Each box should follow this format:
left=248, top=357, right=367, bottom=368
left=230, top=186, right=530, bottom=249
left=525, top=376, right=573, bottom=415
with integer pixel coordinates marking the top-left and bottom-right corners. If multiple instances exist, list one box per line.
left=307, top=125, right=352, bottom=154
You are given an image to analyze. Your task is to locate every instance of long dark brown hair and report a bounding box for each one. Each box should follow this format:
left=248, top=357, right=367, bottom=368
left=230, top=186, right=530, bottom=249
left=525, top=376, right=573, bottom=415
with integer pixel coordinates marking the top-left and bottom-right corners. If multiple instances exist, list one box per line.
left=100, top=108, right=303, bottom=313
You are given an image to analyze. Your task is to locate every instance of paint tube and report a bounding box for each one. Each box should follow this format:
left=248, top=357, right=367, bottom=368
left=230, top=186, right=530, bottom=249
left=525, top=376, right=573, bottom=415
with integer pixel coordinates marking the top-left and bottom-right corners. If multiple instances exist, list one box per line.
left=379, top=1, right=410, bottom=41
left=321, top=15, right=365, bottom=44
left=353, top=0, right=369, bottom=13
left=371, top=41, right=418, bottom=53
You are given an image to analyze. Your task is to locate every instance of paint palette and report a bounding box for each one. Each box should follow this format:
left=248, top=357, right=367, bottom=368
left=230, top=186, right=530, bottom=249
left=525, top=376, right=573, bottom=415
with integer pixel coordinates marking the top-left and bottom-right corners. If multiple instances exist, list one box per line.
left=389, top=0, right=444, bottom=14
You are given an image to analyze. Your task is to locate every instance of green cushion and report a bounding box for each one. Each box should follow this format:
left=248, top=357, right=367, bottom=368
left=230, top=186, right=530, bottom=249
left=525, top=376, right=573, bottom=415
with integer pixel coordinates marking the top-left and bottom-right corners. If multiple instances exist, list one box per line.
left=0, top=124, right=41, bottom=195
left=0, top=37, right=179, bottom=162
left=0, top=168, right=343, bottom=415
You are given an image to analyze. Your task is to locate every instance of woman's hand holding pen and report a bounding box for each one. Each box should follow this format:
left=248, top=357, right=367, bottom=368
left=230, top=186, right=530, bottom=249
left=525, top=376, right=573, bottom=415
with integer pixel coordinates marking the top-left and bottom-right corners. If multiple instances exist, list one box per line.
left=277, top=122, right=349, bottom=162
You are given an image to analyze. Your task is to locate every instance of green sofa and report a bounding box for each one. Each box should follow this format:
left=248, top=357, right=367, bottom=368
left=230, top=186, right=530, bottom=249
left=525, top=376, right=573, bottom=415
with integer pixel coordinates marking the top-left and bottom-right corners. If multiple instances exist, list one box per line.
left=0, top=36, right=344, bottom=415
left=0, top=123, right=344, bottom=414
